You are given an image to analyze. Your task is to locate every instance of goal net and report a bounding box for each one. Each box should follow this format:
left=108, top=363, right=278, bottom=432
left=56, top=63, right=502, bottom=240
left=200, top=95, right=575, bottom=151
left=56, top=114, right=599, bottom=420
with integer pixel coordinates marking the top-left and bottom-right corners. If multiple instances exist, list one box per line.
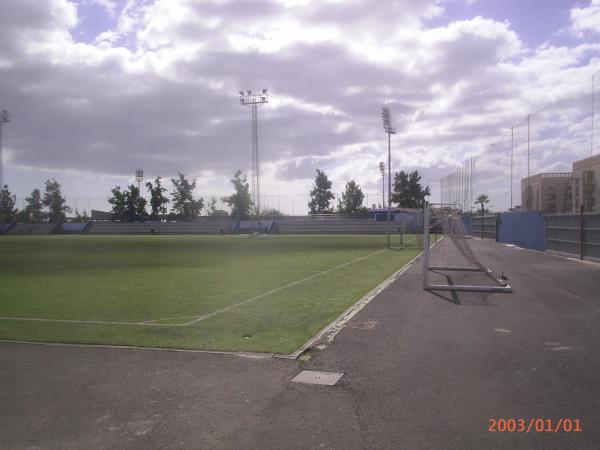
left=422, top=203, right=512, bottom=293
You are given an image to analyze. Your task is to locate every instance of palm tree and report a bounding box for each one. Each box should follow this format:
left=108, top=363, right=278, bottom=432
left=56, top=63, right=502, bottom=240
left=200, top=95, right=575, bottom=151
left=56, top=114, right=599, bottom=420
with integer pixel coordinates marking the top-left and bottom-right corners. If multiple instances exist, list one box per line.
left=476, top=194, right=489, bottom=215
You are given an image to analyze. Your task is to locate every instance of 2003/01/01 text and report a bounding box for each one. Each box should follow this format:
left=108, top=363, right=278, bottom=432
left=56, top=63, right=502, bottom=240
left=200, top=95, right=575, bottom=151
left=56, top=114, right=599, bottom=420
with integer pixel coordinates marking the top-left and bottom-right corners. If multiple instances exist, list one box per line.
left=488, top=418, right=582, bottom=433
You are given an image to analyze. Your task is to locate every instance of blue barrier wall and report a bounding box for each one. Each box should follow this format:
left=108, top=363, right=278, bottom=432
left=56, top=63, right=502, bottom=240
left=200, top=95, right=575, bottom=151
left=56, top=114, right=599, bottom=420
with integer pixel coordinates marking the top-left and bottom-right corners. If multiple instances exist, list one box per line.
left=497, top=212, right=546, bottom=251
left=61, top=223, right=87, bottom=234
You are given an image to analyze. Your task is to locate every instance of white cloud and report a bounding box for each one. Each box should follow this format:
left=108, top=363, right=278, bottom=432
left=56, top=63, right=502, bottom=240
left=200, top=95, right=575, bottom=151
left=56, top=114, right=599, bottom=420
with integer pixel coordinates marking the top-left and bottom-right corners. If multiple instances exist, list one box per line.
left=571, top=0, right=600, bottom=36
left=0, top=0, right=598, bottom=213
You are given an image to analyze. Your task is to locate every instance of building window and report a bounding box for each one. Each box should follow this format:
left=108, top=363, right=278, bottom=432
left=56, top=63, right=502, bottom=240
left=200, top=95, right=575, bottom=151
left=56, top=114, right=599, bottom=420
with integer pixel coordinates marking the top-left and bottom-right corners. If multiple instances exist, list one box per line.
left=582, top=170, right=596, bottom=212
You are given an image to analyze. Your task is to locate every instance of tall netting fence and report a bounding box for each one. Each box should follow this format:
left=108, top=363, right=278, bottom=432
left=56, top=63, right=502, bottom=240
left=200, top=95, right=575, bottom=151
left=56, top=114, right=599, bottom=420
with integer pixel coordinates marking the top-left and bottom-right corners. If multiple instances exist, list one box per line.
left=441, top=71, right=600, bottom=213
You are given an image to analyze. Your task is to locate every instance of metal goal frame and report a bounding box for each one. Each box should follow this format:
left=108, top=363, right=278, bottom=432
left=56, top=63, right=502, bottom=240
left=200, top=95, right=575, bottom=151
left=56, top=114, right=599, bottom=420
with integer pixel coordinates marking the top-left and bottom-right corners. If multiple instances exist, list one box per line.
left=422, top=203, right=512, bottom=293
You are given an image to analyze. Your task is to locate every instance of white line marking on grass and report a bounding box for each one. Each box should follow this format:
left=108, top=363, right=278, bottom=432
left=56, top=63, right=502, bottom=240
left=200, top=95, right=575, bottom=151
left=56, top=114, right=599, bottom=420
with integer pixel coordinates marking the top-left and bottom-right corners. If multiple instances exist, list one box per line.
left=281, top=250, right=423, bottom=359
left=0, top=249, right=387, bottom=328
left=180, top=249, right=387, bottom=326
left=0, top=316, right=160, bottom=326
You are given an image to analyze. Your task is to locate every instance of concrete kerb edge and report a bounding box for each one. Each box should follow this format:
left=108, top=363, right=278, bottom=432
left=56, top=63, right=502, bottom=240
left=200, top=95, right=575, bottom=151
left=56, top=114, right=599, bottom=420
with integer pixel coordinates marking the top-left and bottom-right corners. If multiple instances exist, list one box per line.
left=278, top=249, right=424, bottom=360
left=0, top=339, right=276, bottom=359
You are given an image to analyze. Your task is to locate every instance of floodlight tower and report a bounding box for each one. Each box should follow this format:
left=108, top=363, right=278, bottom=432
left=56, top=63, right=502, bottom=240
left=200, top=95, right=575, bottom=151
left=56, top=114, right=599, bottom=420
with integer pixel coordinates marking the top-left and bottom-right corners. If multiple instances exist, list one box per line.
left=382, top=106, right=396, bottom=249
left=379, top=161, right=385, bottom=208
left=239, top=89, right=269, bottom=215
left=135, top=168, right=144, bottom=192
left=593, top=70, right=598, bottom=156
left=0, top=110, right=10, bottom=188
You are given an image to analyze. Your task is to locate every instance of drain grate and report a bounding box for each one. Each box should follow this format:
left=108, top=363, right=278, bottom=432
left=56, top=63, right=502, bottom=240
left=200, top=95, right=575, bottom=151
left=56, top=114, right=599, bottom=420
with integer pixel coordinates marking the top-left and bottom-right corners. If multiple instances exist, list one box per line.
left=291, top=370, right=344, bottom=386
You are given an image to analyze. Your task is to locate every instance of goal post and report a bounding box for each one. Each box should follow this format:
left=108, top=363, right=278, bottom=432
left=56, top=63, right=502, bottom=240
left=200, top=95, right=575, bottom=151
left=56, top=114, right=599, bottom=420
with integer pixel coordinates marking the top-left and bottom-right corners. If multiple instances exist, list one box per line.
left=422, top=202, right=512, bottom=293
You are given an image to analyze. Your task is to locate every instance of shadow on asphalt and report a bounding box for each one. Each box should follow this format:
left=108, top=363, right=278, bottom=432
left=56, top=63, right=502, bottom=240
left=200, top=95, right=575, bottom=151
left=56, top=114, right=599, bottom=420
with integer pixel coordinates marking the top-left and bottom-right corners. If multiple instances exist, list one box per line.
left=427, top=270, right=497, bottom=307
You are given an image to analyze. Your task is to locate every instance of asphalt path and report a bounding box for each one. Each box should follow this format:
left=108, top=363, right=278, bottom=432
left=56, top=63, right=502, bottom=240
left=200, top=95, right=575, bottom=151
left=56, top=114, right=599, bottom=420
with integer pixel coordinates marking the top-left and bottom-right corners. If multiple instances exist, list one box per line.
left=1, top=240, right=599, bottom=449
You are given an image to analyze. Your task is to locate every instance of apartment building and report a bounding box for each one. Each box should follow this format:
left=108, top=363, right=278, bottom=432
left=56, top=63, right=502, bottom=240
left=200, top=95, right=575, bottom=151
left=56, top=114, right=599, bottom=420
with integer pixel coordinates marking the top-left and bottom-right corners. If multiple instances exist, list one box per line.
left=521, top=172, right=574, bottom=213
left=572, top=153, right=600, bottom=213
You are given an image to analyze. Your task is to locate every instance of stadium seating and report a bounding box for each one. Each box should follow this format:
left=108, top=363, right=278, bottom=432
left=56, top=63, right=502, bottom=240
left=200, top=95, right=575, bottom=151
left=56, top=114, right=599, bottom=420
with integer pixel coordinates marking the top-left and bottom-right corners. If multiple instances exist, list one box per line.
left=86, top=220, right=234, bottom=235
left=0, top=223, right=12, bottom=235
left=7, top=223, right=59, bottom=234
left=1, top=218, right=407, bottom=236
left=272, top=218, right=402, bottom=234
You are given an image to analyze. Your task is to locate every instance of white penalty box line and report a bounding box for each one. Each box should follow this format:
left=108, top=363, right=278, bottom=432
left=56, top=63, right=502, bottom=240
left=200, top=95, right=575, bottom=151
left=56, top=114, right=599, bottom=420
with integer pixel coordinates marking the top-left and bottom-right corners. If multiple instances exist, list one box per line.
left=0, top=249, right=387, bottom=328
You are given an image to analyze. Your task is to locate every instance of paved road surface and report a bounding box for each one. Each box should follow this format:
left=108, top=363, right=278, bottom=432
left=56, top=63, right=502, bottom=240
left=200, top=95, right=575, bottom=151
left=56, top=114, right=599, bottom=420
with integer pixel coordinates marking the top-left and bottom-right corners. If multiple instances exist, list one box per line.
left=1, top=240, right=599, bottom=449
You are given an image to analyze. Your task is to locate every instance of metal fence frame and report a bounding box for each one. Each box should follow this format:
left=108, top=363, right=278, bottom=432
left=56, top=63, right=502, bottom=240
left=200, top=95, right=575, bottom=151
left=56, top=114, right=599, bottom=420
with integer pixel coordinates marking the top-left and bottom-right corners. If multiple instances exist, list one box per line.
left=470, top=215, right=497, bottom=240
left=545, top=210, right=600, bottom=262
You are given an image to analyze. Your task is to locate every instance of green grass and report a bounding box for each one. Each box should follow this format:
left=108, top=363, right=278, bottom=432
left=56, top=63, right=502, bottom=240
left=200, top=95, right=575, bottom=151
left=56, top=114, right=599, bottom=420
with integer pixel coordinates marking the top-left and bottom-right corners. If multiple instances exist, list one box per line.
left=0, top=234, right=421, bottom=354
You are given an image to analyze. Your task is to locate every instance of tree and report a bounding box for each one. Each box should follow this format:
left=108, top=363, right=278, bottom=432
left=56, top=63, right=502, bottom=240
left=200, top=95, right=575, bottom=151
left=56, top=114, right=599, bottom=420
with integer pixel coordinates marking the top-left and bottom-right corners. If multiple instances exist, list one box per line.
left=338, top=180, right=365, bottom=214
left=391, top=171, right=409, bottom=207
left=0, top=185, right=18, bottom=223
left=171, top=173, right=203, bottom=220
left=476, top=194, right=490, bottom=215
left=226, top=170, right=252, bottom=219
left=108, top=185, right=146, bottom=221
left=43, top=179, right=70, bottom=222
left=391, top=170, right=430, bottom=208
left=308, top=169, right=335, bottom=214
left=20, top=188, right=44, bottom=223
left=146, top=176, right=169, bottom=219
left=108, top=186, right=127, bottom=221
left=125, top=185, right=147, bottom=221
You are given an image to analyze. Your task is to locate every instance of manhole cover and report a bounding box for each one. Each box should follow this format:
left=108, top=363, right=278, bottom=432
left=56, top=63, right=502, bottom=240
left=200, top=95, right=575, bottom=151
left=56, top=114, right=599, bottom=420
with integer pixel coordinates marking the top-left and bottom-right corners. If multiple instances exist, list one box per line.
left=291, top=370, right=344, bottom=386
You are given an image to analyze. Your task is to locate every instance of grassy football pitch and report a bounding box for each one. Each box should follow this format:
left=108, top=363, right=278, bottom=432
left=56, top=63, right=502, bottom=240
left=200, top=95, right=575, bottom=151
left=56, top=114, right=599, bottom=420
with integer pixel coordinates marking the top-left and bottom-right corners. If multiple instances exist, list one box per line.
left=0, top=235, right=421, bottom=354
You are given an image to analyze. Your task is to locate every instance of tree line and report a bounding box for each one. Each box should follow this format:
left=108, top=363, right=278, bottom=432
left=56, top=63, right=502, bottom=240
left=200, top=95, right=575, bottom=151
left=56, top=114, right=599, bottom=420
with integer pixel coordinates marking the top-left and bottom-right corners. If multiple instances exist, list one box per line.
left=0, top=167, right=430, bottom=223
left=0, top=180, right=72, bottom=224
left=107, top=171, right=255, bottom=222
left=308, top=168, right=430, bottom=214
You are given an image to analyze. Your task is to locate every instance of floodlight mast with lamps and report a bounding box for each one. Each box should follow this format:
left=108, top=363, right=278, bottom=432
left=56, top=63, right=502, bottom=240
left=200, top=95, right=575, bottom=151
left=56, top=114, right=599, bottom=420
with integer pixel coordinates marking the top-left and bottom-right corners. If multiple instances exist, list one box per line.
left=135, top=168, right=144, bottom=192
left=239, top=89, right=269, bottom=215
left=382, top=106, right=396, bottom=249
left=0, top=110, right=10, bottom=188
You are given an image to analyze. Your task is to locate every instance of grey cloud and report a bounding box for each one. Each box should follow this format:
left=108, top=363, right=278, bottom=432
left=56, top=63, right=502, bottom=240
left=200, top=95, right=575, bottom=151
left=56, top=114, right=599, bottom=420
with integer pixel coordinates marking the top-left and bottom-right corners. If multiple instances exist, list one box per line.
left=0, top=0, right=598, bottom=205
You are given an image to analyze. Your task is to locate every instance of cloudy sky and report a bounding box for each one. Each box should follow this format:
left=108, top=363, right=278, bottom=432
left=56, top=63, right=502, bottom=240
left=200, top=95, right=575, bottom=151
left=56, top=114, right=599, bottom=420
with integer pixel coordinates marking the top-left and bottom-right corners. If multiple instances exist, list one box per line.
left=1, top=0, right=599, bottom=213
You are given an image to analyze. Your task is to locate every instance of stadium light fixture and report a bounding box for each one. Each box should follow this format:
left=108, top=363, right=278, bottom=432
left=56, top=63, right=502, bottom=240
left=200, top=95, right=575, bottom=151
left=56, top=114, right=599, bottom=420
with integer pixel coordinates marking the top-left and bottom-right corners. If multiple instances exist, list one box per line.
left=135, top=168, right=144, bottom=192
left=239, top=89, right=269, bottom=215
left=0, top=109, right=10, bottom=188
left=382, top=105, right=396, bottom=249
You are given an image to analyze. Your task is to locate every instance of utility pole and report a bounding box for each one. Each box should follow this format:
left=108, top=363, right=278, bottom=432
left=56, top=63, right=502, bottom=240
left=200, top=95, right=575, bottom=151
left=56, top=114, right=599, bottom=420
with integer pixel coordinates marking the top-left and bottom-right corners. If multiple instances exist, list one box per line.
left=470, top=157, right=474, bottom=210
left=527, top=114, right=530, bottom=211
left=593, top=72, right=596, bottom=156
left=510, top=126, right=514, bottom=210
left=379, top=162, right=385, bottom=209
left=382, top=106, right=396, bottom=249
left=0, top=110, right=10, bottom=188
left=239, top=89, right=269, bottom=216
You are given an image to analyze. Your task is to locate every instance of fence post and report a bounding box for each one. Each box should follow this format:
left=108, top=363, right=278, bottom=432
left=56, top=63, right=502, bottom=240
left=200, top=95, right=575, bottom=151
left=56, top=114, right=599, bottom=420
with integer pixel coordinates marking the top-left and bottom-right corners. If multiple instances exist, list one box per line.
left=481, top=214, right=484, bottom=239
left=579, top=204, right=584, bottom=260
left=422, top=203, right=430, bottom=289
left=495, top=215, right=498, bottom=242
